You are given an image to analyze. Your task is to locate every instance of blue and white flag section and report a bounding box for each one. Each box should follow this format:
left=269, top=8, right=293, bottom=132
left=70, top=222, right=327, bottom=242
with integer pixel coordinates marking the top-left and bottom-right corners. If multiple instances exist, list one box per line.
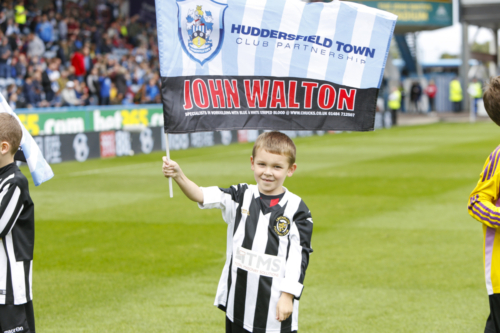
left=156, top=0, right=397, bottom=133
left=0, top=93, right=54, bottom=186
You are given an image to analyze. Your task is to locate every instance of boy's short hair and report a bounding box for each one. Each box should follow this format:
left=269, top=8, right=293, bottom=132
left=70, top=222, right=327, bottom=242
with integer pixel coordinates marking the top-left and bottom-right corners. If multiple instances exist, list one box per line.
left=483, top=76, right=500, bottom=126
left=252, top=131, right=296, bottom=166
left=0, top=113, right=22, bottom=155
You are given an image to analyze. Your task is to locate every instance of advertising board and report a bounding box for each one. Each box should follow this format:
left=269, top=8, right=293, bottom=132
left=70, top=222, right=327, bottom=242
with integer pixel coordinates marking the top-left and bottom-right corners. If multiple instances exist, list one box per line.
left=32, top=127, right=324, bottom=164
left=355, top=1, right=452, bottom=27
left=15, top=105, right=164, bottom=136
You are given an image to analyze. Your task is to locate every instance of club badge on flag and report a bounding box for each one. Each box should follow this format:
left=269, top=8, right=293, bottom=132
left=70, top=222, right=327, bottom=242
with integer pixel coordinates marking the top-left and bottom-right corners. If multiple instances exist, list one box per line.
left=0, top=93, right=54, bottom=186
left=177, top=0, right=228, bottom=66
left=157, top=0, right=397, bottom=133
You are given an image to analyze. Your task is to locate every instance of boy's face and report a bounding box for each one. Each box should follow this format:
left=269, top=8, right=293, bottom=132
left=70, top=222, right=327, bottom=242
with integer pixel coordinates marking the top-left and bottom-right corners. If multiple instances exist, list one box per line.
left=251, top=148, right=297, bottom=196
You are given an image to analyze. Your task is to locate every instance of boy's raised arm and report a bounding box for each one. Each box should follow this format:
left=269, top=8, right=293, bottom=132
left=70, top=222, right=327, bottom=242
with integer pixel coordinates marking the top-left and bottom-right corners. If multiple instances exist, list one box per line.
left=162, top=157, right=204, bottom=204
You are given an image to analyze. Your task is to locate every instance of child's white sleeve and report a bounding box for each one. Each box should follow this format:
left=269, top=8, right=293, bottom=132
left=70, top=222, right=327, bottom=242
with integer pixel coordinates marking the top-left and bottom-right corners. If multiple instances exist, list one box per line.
left=279, top=201, right=313, bottom=299
left=198, top=186, right=226, bottom=210
left=197, top=185, right=245, bottom=225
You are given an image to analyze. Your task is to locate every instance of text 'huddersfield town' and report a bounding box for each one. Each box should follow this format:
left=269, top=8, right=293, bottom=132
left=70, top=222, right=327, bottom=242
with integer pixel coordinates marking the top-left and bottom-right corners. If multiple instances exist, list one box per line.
left=231, top=24, right=376, bottom=58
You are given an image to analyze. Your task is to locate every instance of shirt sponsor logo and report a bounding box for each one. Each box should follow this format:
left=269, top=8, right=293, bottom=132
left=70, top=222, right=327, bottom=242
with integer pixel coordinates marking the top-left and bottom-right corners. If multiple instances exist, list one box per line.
left=4, top=326, right=24, bottom=333
left=274, top=216, right=290, bottom=236
left=234, top=247, right=284, bottom=278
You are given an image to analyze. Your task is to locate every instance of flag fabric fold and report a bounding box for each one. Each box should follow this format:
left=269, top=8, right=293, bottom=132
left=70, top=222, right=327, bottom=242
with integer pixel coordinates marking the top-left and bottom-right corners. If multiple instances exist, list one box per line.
left=0, top=93, right=54, bottom=186
left=156, top=0, right=397, bottom=133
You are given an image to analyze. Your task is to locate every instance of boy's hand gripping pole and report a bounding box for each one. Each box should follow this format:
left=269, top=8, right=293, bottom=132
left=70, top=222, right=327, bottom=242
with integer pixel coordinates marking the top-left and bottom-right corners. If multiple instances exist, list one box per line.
left=165, top=133, right=173, bottom=198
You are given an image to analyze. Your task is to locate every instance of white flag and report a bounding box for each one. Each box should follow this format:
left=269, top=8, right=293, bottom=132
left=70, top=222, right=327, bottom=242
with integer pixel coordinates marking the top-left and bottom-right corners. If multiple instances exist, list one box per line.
left=0, top=92, right=54, bottom=186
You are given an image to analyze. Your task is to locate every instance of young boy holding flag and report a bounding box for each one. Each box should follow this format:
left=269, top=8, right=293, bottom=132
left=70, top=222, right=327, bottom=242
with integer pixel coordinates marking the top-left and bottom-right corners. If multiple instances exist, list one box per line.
left=162, top=131, right=313, bottom=333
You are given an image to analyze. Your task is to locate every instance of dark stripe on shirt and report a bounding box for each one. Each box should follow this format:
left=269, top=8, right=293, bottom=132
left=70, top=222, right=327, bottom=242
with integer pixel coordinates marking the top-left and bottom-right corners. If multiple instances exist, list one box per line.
left=241, top=198, right=260, bottom=250
left=252, top=276, right=273, bottom=332
left=224, top=257, right=233, bottom=311
left=24, top=261, right=30, bottom=302
left=233, top=268, right=248, bottom=326
left=230, top=185, right=248, bottom=236
left=4, top=239, right=13, bottom=304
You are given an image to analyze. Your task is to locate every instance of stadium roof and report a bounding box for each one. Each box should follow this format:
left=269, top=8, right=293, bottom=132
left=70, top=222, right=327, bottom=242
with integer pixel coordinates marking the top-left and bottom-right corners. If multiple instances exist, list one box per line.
left=460, top=0, right=500, bottom=29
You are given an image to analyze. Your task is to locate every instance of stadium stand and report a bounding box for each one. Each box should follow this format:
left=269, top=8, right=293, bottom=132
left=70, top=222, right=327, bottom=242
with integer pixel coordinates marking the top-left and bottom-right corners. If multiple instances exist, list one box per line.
left=0, top=0, right=161, bottom=109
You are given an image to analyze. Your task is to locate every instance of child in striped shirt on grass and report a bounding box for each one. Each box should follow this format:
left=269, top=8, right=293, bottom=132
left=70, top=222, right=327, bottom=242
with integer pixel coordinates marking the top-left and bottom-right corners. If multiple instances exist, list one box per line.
left=163, top=131, right=313, bottom=333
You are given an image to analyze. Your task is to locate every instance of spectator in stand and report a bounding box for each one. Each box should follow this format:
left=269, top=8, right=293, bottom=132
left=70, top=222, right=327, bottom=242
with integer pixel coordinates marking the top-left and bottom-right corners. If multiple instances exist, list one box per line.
left=57, top=38, right=69, bottom=65
left=35, top=14, right=53, bottom=45
left=114, top=66, right=127, bottom=97
left=5, top=18, right=20, bottom=36
left=425, top=80, right=437, bottom=112
left=75, top=80, right=89, bottom=105
left=14, top=52, right=27, bottom=79
left=143, top=77, right=160, bottom=104
left=8, top=91, right=18, bottom=109
left=99, top=68, right=111, bottom=105
left=54, top=0, right=63, bottom=14
left=61, top=80, right=82, bottom=106
left=57, top=15, right=67, bottom=41
left=449, top=76, right=463, bottom=113
left=0, top=36, right=12, bottom=78
left=26, top=32, right=45, bottom=57
left=57, top=69, right=68, bottom=93
left=86, top=66, right=99, bottom=105
left=23, top=75, right=39, bottom=107
left=41, top=60, right=59, bottom=102
left=99, top=36, right=113, bottom=55
left=410, top=81, right=422, bottom=113
left=67, top=65, right=76, bottom=81
left=0, top=12, right=6, bottom=32
left=71, top=45, right=85, bottom=82
left=7, top=32, right=18, bottom=52
left=66, top=17, right=79, bottom=36
left=127, top=15, right=141, bottom=47
left=82, top=45, right=92, bottom=74
left=14, top=0, right=27, bottom=32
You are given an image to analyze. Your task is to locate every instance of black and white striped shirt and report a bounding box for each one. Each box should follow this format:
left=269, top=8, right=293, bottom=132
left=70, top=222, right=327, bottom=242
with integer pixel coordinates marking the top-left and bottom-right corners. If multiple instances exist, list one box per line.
left=199, top=184, right=313, bottom=333
left=0, top=162, right=34, bottom=305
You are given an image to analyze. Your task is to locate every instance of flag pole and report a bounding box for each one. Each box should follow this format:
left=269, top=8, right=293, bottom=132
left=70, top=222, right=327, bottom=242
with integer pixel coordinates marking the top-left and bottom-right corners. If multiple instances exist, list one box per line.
left=165, top=133, right=173, bottom=198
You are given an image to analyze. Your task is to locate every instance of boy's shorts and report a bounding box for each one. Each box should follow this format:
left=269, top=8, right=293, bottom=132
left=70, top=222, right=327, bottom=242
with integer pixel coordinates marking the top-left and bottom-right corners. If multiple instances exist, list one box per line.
left=0, top=301, right=35, bottom=333
left=225, top=316, right=297, bottom=333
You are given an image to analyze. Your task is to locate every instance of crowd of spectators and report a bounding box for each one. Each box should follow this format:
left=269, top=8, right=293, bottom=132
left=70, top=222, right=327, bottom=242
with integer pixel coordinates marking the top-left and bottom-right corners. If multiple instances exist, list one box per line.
left=0, top=0, right=162, bottom=110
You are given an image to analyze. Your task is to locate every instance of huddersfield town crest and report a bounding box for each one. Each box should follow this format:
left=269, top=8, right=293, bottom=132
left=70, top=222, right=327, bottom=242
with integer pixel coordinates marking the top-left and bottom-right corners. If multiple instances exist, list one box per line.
left=177, top=0, right=227, bottom=66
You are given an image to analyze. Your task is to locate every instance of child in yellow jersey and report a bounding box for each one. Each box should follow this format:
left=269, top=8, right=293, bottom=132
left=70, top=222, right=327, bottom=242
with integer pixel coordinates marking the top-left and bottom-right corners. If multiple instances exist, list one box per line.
left=468, top=76, right=500, bottom=333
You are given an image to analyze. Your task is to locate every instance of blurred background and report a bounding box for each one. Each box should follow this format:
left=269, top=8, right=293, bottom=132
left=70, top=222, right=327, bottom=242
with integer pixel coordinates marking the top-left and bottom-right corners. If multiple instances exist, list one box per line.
left=3, top=1, right=500, bottom=331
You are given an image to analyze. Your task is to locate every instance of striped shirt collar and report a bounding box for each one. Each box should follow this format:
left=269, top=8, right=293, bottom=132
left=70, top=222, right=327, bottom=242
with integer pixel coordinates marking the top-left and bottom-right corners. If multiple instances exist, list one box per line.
left=0, top=162, right=15, bottom=177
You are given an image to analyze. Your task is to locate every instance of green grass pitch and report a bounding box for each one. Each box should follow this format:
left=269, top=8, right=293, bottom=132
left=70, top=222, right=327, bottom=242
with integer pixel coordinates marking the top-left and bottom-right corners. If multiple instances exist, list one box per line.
left=27, top=122, right=499, bottom=332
